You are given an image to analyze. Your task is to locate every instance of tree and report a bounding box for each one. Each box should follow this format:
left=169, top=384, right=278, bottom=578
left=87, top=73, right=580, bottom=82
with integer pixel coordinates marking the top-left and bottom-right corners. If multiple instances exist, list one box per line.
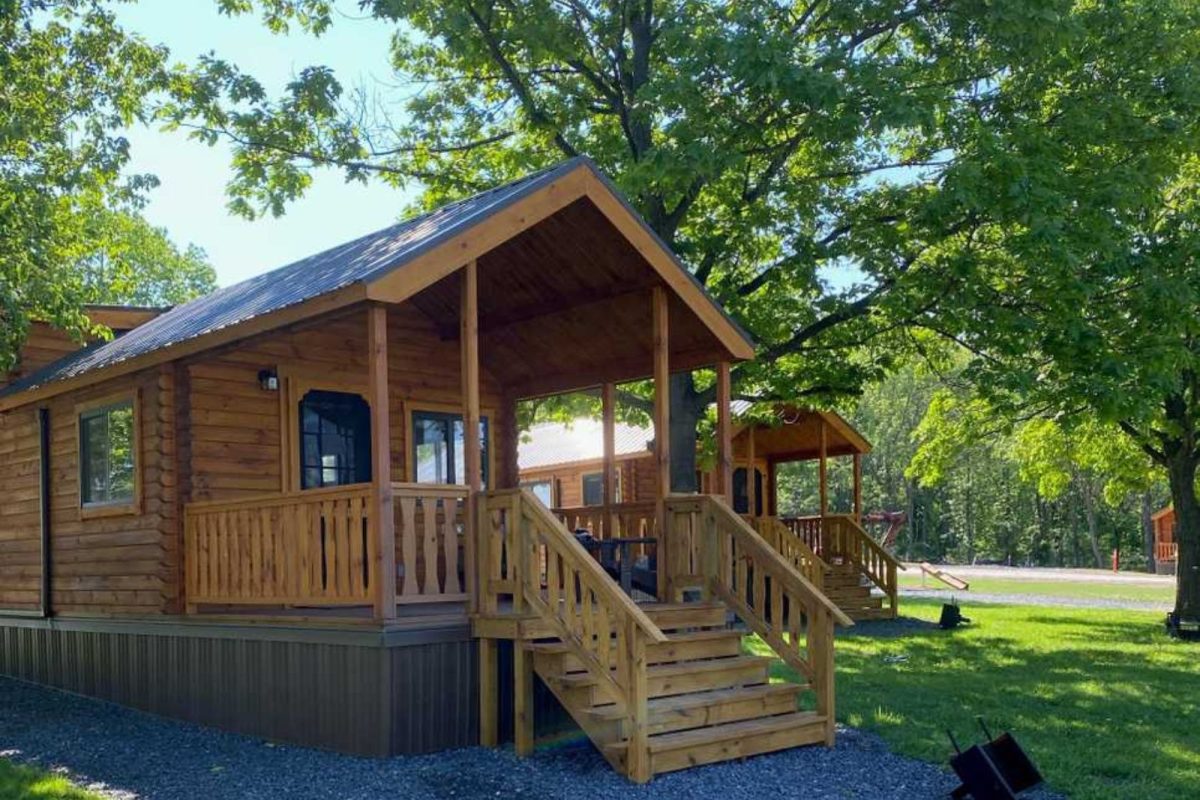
left=1, top=1, right=182, bottom=367
left=165, top=0, right=1200, bottom=493
left=77, top=209, right=217, bottom=307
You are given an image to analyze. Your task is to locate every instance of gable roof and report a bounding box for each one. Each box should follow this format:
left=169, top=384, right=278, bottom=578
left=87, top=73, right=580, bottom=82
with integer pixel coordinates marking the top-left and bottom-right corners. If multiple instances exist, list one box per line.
left=0, top=158, right=754, bottom=410
left=519, top=419, right=654, bottom=471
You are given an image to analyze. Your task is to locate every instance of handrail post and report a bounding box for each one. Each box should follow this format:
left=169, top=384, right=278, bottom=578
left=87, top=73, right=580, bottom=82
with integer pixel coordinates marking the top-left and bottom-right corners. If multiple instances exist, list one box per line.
left=699, top=499, right=718, bottom=601
left=625, top=618, right=651, bottom=783
left=810, top=607, right=836, bottom=747
left=511, top=491, right=525, bottom=613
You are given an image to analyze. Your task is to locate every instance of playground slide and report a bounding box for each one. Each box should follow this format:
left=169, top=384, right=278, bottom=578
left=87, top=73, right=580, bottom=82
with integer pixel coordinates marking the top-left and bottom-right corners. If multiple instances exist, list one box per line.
left=920, top=562, right=970, bottom=591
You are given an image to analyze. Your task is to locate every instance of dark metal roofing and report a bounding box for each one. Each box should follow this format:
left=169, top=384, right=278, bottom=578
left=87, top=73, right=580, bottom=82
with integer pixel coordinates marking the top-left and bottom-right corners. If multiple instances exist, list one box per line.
left=2, top=157, right=754, bottom=400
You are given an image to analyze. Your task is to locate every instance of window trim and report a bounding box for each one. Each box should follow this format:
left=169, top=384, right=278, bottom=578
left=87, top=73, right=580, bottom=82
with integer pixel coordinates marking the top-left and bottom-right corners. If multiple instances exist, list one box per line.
left=404, top=401, right=495, bottom=487
left=521, top=478, right=555, bottom=507
left=278, top=366, right=370, bottom=492
left=76, top=389, right=141, bottom=519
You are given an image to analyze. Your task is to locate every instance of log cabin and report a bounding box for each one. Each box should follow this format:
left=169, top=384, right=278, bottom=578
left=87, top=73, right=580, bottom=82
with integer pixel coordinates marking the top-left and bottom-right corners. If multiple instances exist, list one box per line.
left=0, top=158, right=853, bottom=782
left=520, top=406, right=900, bottom=620
left=1151, top=506, right=1179, bottom=575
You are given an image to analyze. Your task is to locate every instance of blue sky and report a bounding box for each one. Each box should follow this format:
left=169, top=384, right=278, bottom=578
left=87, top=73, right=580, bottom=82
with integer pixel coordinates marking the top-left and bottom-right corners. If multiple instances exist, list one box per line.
left=117, top=2, right=413, bottom=287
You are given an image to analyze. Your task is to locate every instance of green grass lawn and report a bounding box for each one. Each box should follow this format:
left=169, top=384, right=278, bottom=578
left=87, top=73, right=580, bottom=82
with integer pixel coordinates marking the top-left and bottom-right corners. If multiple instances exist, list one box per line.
left=0, top=759, right=104, bottom=800
left=750, top=599, right=1199, bottom=800
left=898, top=574, right=1175, bottom=605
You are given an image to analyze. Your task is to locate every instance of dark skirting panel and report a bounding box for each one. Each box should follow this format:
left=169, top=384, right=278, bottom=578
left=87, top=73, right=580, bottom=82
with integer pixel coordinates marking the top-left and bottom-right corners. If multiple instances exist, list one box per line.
left=0, top=616, right=483, bottom=757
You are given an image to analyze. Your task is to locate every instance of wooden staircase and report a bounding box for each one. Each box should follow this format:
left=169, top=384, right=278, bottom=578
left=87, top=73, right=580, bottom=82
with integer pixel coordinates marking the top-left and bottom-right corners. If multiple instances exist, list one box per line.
left=527, top=601, right=827, bottom=776
left=762, top=514, right=903, bottom=622
left=473, top=490, right=851, bottom=782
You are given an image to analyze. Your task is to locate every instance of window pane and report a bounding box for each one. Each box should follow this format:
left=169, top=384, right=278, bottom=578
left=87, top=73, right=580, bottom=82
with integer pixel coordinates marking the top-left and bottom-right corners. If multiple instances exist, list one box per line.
left=582, top=473, right=603, bottom=506
left=298, top=390, right=372, bottom=489
left=413, top=412, right=489, bottom=486
left=80, top=400, right=135, bottom=506
left=523, top=480, right=553, bottom=507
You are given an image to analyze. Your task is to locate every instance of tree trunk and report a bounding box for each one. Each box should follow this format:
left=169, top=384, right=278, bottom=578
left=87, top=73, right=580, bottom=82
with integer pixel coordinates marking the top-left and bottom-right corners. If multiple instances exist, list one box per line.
left=1081, top=488, right=1104, bottom=569
left=1165, top=448, right=1200, bottom=620
left=668, top=372, right=702, bottom=493
left=1141, top=492, right=1156, bottom=574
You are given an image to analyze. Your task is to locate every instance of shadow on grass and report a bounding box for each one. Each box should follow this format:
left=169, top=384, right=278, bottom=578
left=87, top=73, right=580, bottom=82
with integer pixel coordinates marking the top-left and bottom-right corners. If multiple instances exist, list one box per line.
left=756, top=602, right=1200, bottom=800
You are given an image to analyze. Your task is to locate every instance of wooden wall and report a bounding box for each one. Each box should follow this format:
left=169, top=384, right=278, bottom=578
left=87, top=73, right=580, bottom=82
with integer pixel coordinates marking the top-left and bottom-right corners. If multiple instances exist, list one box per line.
left=520, top=453, right=655, bottom=507
left=0, top=300, right=511, bottom=617
left=0, top=367, right=176, bottom=615
left=0, top=406, right=40, bottom=610
left=184, top=303, right=508, bottom=504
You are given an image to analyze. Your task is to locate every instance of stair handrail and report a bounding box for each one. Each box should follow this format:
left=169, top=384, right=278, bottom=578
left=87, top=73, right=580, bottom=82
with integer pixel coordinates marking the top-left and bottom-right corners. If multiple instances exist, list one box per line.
left=823, top=514, right=904, bottom=613
left=751, top=516, right=830, bottom=592
left=666, top=495, right=850, bottom=747
left=482, top=488, right=665, bottom=782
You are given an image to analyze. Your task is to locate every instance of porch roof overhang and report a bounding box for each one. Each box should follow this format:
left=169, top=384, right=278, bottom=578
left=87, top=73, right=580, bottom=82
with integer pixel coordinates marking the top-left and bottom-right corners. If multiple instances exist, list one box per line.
left=0, top=158, right=753, bottom=412
left=734, top=407, right=872, bottom=462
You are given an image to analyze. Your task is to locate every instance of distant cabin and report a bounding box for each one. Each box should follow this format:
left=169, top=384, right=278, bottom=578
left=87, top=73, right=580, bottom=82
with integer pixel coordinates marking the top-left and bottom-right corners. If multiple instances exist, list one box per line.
left=1151, top=506, right=1179, bottom=575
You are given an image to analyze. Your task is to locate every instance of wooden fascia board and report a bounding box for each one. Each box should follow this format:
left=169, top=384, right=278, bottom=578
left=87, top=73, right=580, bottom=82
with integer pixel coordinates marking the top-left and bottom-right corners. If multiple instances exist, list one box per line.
left=818, top=410, right=873, bottom=454
left=364, top=162, right=754, bottom=363
left=0, top=284, right=368, bottom=413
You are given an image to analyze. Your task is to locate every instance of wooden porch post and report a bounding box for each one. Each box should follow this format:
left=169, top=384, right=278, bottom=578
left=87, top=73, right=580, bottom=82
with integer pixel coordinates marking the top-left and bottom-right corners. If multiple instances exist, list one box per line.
left=652, top=286, right=670, bottom=599
left=367, top=304, right=397, bottom=622
left=462, top=259, right=482, bottom=604
left=460, top=259, right=497, bottom=746
left=818, top=418, right=828, bottom=517
left=747, top=424, right=757, bottom=518
left=602, top=382, right=617, bottom=537
left=716, top=362, right=733, bottom=507
left=853, top=452, right=863, bottom=524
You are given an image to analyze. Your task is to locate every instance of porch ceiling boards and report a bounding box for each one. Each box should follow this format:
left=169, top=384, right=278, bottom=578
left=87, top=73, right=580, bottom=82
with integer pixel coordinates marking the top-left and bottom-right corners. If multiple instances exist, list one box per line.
left=734, top=409, right=872, bottom=462
left=408, top=197, right=729, bottom=398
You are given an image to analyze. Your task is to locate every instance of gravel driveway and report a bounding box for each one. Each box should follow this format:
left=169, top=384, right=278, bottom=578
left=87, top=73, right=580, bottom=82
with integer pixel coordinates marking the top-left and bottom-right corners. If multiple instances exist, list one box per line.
left=0, top=676, right=1061, bottom=799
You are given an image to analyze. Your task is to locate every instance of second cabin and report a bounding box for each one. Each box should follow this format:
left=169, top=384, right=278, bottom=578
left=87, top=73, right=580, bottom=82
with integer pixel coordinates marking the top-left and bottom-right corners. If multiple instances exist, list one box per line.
left=519, top=406, right=900, bottom=621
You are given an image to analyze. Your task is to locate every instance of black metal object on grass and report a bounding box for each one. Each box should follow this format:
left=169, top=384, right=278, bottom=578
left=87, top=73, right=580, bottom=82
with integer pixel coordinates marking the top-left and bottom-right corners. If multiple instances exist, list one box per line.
left=947, top=718, right=1043, bottom=800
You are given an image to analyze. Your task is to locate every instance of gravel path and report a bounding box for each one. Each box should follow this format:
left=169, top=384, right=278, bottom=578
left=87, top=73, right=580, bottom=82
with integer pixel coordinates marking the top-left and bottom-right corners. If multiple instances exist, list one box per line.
left=0, top=676, right=1061, bottom=800
left=901, top=587, right=1169, bottom=612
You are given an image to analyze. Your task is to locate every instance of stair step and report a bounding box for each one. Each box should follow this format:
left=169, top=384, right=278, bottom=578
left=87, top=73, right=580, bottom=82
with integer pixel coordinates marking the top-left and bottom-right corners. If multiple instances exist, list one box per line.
left=639, top=602, right=728, bottom=630
left=556, top=655, right=773, bottom=699
left=588, top=683, right=805, bottom=736
left=607, top=711, right=828, bottom=774
left=526, top=629, right=744, bottom=670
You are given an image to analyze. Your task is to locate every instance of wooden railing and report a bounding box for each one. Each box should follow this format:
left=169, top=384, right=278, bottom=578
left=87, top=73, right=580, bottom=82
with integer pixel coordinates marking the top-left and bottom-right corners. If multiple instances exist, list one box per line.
left=665, top=495, right=851, bottom=744
left=184, top=484, right=375, bottom=606
left=750, top=516, right=828, bottom=592
left=780, top=513, right=903, bottom=615
left=823, top=514, right=902, bottom=613
left=481, top=489, right=667, bottom=782
left=393, top=482, right=469, bottom=603
left=554, top=502, right=657, bottom=539
left=1157, top=541, right=1179, bottom=562
left=184, top=482, right=471, bottom=608
left=782, top=515, right=824, bottom=554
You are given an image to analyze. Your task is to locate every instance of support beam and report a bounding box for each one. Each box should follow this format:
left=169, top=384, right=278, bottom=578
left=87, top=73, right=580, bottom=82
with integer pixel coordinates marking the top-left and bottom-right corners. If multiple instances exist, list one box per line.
left=747, top=424, right=757, bottom=518
left=367, top=304, right=397, bottom=622
left=602, top=382, right=617, bottom=537
left=818, top=418, right=828, bottom=518
left=461, top=260, right=482, bottom=613
left=715, top=362, right=733, bottom=507
left=767, top=460, right=778, bottom=518
left=479, top=638, right=498, bottom=747
left=514, top=642, right=534, bottom=756
left=853, top=452, right=863, bottom=524
left=652, top=286, right=670, bottom=599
